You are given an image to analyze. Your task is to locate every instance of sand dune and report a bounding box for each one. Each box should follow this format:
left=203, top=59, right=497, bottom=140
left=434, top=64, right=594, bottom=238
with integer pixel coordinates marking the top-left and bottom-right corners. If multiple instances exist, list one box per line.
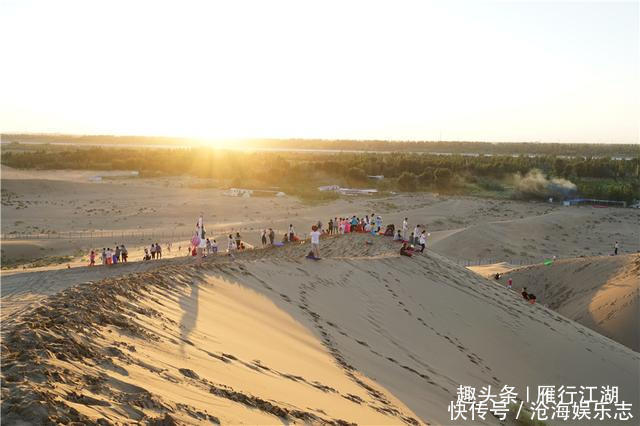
left=430, top=208, right=639, bottom=262
left=2, top=234, right=638, bottom=424
left=496, top=254, right=640, bottom=352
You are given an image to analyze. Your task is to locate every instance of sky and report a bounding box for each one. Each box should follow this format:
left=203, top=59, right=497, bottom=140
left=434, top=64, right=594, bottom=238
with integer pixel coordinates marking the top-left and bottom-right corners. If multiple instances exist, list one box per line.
left=1, top=0, right=638, bottom=144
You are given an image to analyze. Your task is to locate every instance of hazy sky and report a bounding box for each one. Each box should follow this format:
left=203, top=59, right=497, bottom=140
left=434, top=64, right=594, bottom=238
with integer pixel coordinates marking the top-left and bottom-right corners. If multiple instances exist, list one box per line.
left=1, top=0, right=638, bottom=143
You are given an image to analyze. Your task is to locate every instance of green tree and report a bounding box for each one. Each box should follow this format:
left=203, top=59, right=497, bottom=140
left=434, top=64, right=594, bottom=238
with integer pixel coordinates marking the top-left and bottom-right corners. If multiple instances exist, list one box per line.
left=398, top=172, right=417, bottom=191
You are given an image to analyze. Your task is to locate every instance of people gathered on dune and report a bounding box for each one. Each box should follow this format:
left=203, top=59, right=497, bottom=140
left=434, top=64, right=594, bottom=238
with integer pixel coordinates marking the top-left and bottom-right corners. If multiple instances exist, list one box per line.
left=87, top=215, right=430, bottom=268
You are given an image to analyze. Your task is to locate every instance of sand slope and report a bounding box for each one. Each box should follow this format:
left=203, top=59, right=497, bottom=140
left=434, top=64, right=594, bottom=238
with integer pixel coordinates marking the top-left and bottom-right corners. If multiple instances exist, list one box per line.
left=498, top=254, right=639, bottom=352
left=2, top=234, right=638, bottom=425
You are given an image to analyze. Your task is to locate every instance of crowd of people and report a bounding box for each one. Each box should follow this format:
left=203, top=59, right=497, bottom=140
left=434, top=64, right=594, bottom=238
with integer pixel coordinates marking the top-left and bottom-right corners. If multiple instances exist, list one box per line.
left=87, top=213, right=433, bottom=266
left=89, top=244, right=129, bottom=266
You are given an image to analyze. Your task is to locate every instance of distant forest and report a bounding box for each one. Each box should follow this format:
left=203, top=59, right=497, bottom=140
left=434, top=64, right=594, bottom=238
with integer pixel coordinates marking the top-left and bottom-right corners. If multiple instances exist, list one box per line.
left=2, top=145, right=638, bottom=203
left=2, top=133, right=639, bottom=157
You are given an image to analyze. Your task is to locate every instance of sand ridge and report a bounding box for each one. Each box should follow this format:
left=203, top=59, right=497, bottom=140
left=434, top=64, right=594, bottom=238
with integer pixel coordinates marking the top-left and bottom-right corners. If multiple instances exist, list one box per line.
left=2, top=234, right=638, bottom=424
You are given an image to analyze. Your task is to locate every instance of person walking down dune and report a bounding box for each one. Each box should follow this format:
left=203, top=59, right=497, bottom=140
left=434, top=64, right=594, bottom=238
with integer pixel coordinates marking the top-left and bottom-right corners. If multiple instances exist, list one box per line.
left=310, top=225, right=321, bottom=258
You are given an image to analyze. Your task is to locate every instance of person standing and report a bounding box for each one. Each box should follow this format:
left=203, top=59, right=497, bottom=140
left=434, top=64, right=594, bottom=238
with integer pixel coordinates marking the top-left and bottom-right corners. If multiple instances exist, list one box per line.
left=507, top=278, right=513, bottom=289
left=288, top=224, right=295, bottom=242
left=402, top=218, right=408, bottom=241
left=413, top=224, right=421, bottom=245
left=206, top=238, right=212, bottom=255
left=261, top=229, right=267, bottom=246
left=114, top=245, right=121, bottom=263
left=156, top=243, right=162, bottom=259
left=310, top=225, right=321, bottom=258
left=419, top=230, right=427, bottom=253
left=121, top=245, right=128, bottom=262
left=227, top=234, right=235, bottom=255
left=614, top=241, right=619, bottom=255
left=235, top=232, right=242, bottom=250
left=89, top=250, right=96, bottom=266
left=328, top=218, right=334, bottom=235
left=101, top=248, right=107, bottom=265
left=196, top=214, right=207, bottom=260
left=269, top=228, right=275, bottom=245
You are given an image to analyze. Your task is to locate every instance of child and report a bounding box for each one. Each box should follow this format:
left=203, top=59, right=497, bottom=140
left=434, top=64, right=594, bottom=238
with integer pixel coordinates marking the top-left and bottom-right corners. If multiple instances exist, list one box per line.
left=89, top=250, right=96, bottom=266
left=211, top=239, right=218, bottom=253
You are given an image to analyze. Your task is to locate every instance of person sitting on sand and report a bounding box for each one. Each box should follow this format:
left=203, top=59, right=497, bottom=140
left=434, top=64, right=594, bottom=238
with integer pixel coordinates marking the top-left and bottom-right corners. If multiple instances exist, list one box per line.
left=211, top=239, right=218, bottom=253
left=528, top=293, right=536, bottom=304
left=235, top=232, right=242, bottom=250
left=521, top=287, right=529, bottom=301
left=89, top=250, right=96, bottom=266
left=494, top=272, right=501, bottom=280
left=228, top=234, right=235, bottom=253
left=144, top=248, right=151, bottom=261
left=400, top=242, right=413, bottom=257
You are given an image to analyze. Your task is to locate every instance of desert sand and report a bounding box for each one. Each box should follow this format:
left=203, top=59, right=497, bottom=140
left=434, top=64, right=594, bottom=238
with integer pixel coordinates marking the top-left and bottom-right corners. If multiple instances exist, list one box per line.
left=2, top=168, right=639, bottom=425
left=484, top=254, right=639, bottom=352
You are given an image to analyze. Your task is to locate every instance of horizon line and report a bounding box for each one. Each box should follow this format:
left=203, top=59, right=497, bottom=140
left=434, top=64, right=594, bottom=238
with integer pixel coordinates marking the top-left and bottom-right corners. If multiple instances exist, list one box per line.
left=1, top=131, right=638, bottom=146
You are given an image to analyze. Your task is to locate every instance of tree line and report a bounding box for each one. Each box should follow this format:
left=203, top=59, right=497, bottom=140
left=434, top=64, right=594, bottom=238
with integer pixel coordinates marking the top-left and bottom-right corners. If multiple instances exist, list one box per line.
left=2, top=147, right=638, bottom=202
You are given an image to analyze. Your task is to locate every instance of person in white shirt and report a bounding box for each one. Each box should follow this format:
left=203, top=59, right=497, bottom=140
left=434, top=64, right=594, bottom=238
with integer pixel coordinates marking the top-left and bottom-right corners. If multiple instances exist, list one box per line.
left=288, top=224, right=295, bottom=242
left=310, top=226, right=321, bottom=258
left=227, top=234, right=235, bottom=254
left=419, top=230, right=427, bottom=253
left=211, top=239, right=218, bottom=254
left=402, top=218, right=408, bottom=241
left=413, top=225, right=421, bottom=245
